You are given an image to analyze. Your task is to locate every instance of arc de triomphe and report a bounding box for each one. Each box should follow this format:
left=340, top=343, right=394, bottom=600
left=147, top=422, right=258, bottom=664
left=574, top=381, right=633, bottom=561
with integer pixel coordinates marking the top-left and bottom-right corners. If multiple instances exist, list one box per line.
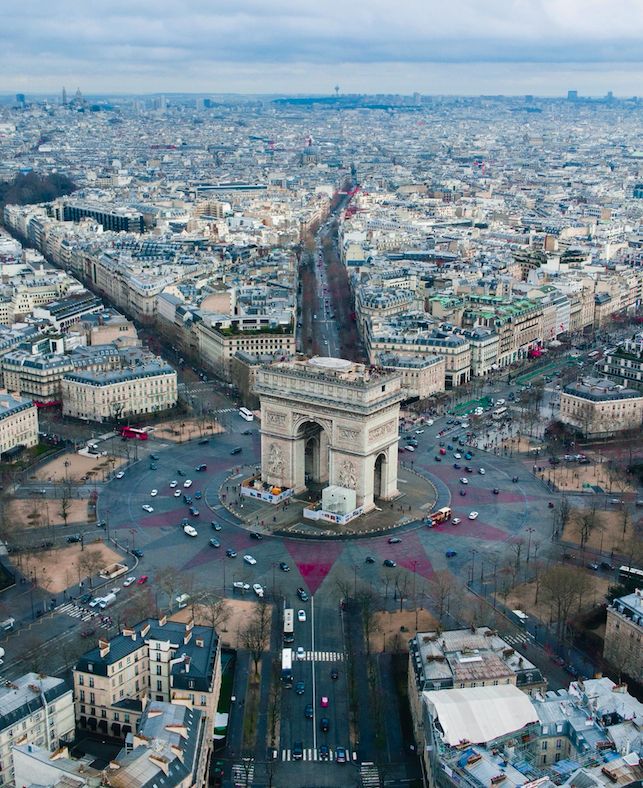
left=254, top=357, right=403, bottom=512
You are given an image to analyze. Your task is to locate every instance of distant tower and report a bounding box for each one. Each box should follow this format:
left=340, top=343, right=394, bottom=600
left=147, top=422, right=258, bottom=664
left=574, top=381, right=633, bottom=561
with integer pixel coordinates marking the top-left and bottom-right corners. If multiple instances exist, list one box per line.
left=62, top=86, right=67, bottom=106
left=15, top=94, right=25, bottom=108
left=567, top=89, right=578, bottom=101
left=334, top=85, right=340, bottom=97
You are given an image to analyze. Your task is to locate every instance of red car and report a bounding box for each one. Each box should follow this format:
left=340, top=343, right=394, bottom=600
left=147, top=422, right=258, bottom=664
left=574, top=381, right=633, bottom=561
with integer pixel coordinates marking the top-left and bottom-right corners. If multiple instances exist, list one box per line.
left=320, top=696, right=329, bottom=708
left=137, top=575, right=149, bottom=585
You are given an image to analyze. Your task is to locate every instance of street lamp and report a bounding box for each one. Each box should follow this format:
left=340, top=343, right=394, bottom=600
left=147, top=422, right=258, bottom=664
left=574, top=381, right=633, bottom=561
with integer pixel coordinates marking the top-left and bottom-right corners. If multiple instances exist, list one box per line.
left=526, top=528, right=535, bottom=563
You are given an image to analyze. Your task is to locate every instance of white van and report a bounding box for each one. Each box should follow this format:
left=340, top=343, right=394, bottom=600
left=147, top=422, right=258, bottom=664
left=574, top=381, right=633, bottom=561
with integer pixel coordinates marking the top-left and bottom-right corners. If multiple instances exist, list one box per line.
left=0, top=617, right=15, bottom=631
left=99, top=593, right=117, bottom=609
left=176, top=594, right=190, bottom=610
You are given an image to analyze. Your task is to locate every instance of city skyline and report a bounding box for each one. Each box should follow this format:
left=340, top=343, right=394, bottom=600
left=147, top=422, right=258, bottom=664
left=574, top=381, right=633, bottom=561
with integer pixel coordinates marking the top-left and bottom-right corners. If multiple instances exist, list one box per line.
left=2, top=1, right=643, bottom=95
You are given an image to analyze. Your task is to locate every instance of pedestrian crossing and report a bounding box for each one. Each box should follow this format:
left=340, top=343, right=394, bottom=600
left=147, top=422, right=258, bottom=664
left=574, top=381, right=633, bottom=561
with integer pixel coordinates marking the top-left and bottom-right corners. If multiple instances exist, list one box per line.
left=231, top=760, right=254, bottom=784
left=301, top=650, right=345, bottom=662
left=57, top=602, right=112, bottom=629
left=503, top=631, right=533, bottom=647
left=360, top=762, right=381, bottom=787
left=281, top=747, right=347, bottom=762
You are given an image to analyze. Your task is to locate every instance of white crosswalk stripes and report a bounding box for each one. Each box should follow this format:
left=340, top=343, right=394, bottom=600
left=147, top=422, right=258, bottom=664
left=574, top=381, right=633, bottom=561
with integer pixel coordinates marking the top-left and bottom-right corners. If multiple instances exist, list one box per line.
left=231, top=760, right=254, bottom=783
left=360, top=762, right=381, bottom=787
left=503, top=632, right=532, bottom=646
left=57, top=603, right=112, bottom=629
left=303, top=650, right=345, bottom=662
left=281, top=747, right=339, bottom=761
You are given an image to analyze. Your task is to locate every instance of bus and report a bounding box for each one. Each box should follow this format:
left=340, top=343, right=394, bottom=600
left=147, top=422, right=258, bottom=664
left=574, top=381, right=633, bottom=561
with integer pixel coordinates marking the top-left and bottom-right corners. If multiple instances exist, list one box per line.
left=239, top=407, right=254, bottom=422
left=618, top=565, right=643, bottom=584
left=427, top=507, right=452, bottom=526
left=492, top=407, right=508, bottom=420
left=283, top=608, right=294, bottom=644
left=281, top=648, right=293, bottom=685
left=119, top=426, right=149, bottom=440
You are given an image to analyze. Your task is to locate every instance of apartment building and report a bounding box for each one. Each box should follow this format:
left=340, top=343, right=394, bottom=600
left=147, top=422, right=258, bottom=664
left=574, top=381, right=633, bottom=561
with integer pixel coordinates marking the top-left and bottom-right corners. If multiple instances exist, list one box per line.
left=408, top=627, right=547, bottom=749
left=462, top=327, right=500, bottom=377
left=32, top=291, right=104, bottom=332
left=0, top=673, right=74, bottom=788
left=598, top=334, right=643, bottom=391
left=559, top=377, right=643, bottom=438
left=603, top=588, right=643, bottom=679
left=377, top=353, right=446, bottom=399
left=73, top=618, right=221, bottom=743
left=53, top=200, right=145, bottom=233
left=0, top=391, right=38, bottom=459
left=62, top=361, right=177, bottom=423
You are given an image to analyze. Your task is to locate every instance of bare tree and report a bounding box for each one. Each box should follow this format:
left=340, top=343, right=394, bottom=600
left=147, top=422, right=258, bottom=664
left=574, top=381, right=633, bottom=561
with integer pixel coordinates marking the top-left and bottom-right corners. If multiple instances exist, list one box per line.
left=428, top=570, right=458, bottom=624
left=77, top=548, right=103, bottom=588
left=241, top=600, right=272, bottom=675
left=356, top=585, right=381, bottom=656
left=155, top=567, right=185, bottom=611
left=575, top=503, right=598, bottom=556
left=541, top=565, right=591, bottom=642
left=59, top=479, right=73, bottom=529
left=393, top=571, right=411, bottom=613
left=194, top=588, right=231, bottom=632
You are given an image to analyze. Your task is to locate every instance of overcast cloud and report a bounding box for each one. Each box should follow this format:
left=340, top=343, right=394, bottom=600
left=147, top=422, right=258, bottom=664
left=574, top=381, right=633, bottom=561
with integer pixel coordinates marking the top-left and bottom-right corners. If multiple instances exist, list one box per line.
left=2, top=1, right=643, bottom=95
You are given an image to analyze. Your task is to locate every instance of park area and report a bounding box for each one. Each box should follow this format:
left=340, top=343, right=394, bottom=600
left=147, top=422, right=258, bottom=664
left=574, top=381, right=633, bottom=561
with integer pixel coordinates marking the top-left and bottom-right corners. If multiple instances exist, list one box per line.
left=18, top=540, right=123, bottom=593
left=370, top=608, right=438, bottom=653
left=6, top=496, right=90, bottom=530
left=32, top=451, right=125, bottom=483
left=170, top=597, right=261, bottom=651
left=150, top=418, right=224, bottom=443
left=562, top=506, right=638, bottom=555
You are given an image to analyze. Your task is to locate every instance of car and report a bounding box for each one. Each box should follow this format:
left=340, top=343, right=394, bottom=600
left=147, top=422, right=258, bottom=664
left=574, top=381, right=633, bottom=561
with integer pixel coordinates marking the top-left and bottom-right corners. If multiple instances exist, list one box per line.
left=169, top=480, right=177, bottom=488
left=335, top=746, right=347, bottom=763
left=439, top=447, right=447, bottom=455
left=115, top=471, right=125, bottom=479
left=459, top=489, right=467, bottom=496
left=177, top=469, right=185, bottom=476
left=142, top=504, right=154, bottom=513
left=66, top=533, right=82, bottom=543
left=608, top=498, right=623, bottom=505
left=297, top=587, right=309, bottom=601
left=80, top=626, right=96, bottom=638
left=415, top=428, right=424, bottom=434
left=439, top=440, right=446, bottom=447
left=79, top=592, right=93, bottom=604
left=512, top=476, right=519, bottom=483
left=388, top=536, right=401, bottom=544
left=453, top=462, right=461, bottom=469
left=292, top=741, right=303, bottom=760
left=253, top=583, right=264, bottom=598
left=320, top=695, right=329, bottom=708
left=383, top=559, right=397, bottom=567
left=137, top=575, right=149, bottom=585
left=250, top=532, right=263, bottom=540
left=320, top=717, right=330, bottom=732
left=233, top=581, right=250, bottom=592
left=195, top=464, right=207, bottom=472
left=150, top=464, right=158, bottom=471
left=586, top=562, right=599, bottom=571
left=296, top=646, right=306, bottom=660
left=460, top=477, right=468, bottom=485
left=434, top=455, right=442, bottom=462
left=464, top=452, right=473, bottom=460
left=454, top=453, right=462, bottom=459
left=226, top=548, right=237, bottom=558
left=89, top=598, right=102, bottom=609
left=478, top=467, right=486, bottom=475
left=493, top=488, right=500, bottom=494
left=447, top=444, right=454, bottom=450
left=319, top=743, right=330, bottom=760
left=230, top=447, right=242, bottom=455
left=465, top=466, right=473, bottom=473
left=209, top=538, right=221, bottom=548
left=295, top=681, right=305, bottom=695
left=330, top=668, right=339, bottom=680
left=468, top=511, right=479, bottom=520
left=564, top=664, right=579, bottom=677
left=123, top=576, right=136, bottom=587
left=406, top=445, right=415, bottom=452
left=189, top=507, right=200, bottom=517
left=562, top=552, right=576, bottom=561
left=242, top=429, right=252, bottom=435
left=174, top=490, right=181, bottom=497
left=599, top=561, right=615, bottom=571
left=150, top=489, right=158, bottom=497
left=297, top=609, right=306, bottom=622
left=183, top=479, right=193, bottom=488
left=150, top=454, right=160, bottom=461
left=365, top=555, right=375, bottom=563
left=194, top=491, right=202, bottom=500
left=183, top=525, right=198, bottom=537
left=132, top=548, right=144, bottom=558
left=198, top=438, right=209, bottom=445
left=452, top=517, right=461, bottom=525
left=183, top=495, right=193, bottom=505
left=211, top=521, right=222, bottom=531
left=445, top=550, right=457, bottom=558
left=244, top=555, right=257, bottom=565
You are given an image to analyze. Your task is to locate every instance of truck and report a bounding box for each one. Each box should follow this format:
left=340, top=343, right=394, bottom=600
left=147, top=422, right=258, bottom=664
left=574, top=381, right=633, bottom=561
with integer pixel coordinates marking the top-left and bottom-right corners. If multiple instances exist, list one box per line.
left=99, top=593, right=117, bottom=609
left=426, top=507, right=452, bottom=526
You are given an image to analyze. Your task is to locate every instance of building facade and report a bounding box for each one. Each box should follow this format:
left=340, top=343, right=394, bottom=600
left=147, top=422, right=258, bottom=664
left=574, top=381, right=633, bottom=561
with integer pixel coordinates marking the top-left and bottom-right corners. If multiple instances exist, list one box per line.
left=603, top=588, right=643, bottom=679
left=0, top=391, right=38, bottom=459
left=559, top=377, right=643, bottom=438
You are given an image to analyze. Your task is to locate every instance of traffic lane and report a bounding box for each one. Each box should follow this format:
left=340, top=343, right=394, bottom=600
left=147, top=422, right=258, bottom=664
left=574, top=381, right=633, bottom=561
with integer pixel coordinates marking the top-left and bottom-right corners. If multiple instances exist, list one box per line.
left=315, top=656, right=349, bottom=756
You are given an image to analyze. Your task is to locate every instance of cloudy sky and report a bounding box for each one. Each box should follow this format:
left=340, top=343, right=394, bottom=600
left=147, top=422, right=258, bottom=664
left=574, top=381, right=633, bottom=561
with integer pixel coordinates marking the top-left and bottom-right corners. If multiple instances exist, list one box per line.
left=2, top=0, right=643, bottom=95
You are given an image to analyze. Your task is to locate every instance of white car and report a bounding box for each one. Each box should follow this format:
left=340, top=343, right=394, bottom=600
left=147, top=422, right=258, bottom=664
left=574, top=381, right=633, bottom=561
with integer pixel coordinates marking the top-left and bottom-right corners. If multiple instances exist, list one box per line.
left=452, top=518, right=462, bottom=525
left=142, top=504, right=154, bottom=513
left=123, top=576, right=136, bottom=587
left=454, top=453, right=462, bottom=459
left=183, top=525, right=198, bottom=537
left=150, top=489, right=158, bottom=497
left=115, top=471, right=125, bottom=479
left=415, top=429, right=424, bottom=434
left=460, top=477, right=468, bottom=485
left=173, top=490, right=181, bottom=497
left=183, top=479, right=193, bottom=488
left=169, top=480, right=177, bottom=488
left=233, top=581, right=250, bottom=592
left=109, top=587, right=122, bottom=595
left=297, top=609, right=306, bottom=622
left=243, top=554, right=257, bottom=565
left=478, top=468, right=486, bottom=475
left=252, top=583, right=264, bottom=598
left=427, top=419, right=434, bottom=426
left=468, top=511, right=479, bottom=520
left=296, top=646, right=306, bottom=660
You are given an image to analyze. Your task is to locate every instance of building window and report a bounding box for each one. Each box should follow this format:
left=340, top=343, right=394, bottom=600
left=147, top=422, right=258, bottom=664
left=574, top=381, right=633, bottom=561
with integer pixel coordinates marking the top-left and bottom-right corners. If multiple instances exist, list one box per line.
left=541, top=741, right=548, bottom=750
left=200, top=695, right=207, bottom=706
left=156, top=665, right=162, bottom=676
left=556, top=739, right=562, bottom=749
left=157, top=680, right=162, bottom=691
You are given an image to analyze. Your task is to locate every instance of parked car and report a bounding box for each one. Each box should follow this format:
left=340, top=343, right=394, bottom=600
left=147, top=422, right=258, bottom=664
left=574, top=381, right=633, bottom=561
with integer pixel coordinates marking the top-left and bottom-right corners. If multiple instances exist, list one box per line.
left=365, top=555, right=375, bottom=563
left=250, top=532, right=263, bottom=540
left=80, top=627, right=96, bottom=638
left=66, top=534, right=82, bottom=543
left=137, top=575, right=149, bottom=585
left=244, top=555, right=257, bottom=565
left=132, top=549, right=144, bottom=558
left=115, top=471, right=125, bottom=479
left=226, top=548, right=237, bottom=558
left=123, top=576, right=136, bottom=587
left=253, top=583, right=264, bottom=598
left=451, top=517, right=461, bottom=525
left=233, top=581, right=250, bottom=593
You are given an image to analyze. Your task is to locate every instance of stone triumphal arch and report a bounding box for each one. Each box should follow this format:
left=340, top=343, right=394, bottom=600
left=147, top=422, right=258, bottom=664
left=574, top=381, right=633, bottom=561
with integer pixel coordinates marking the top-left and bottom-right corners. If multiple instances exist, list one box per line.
left=255, top=357, right=403, bottom=512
